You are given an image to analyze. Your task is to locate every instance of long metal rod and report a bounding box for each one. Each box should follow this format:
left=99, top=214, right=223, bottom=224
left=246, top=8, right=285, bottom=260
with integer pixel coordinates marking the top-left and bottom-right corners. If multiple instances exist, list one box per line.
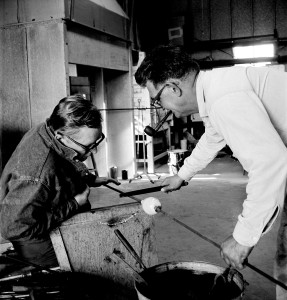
left=157, top=208, right=287, bottom=290
left=0, top=267, right=60, bottom=282
left=102, top=184, right=141, bottom=203
left=119, top=185, right=163, bottom=197
left=0, top=254, right=59, bottom=274
left=114, top=229, right=147, bottom=270
left=112, top=251, right=148, bottom=286
left=119, top=182, right=188, bottom=198
left=102, top=184, right=287, bottom=290
left=98, top=107, right=161, bottom=111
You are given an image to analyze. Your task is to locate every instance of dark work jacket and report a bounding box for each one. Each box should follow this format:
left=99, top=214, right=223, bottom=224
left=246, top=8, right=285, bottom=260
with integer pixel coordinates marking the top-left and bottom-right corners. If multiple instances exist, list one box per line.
left=0, top=121, right=97, bottom=243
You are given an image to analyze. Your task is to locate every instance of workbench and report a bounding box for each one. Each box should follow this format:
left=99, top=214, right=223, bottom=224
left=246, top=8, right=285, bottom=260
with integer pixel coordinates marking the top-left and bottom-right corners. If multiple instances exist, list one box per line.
left=50, top=186, right=158, bottom=299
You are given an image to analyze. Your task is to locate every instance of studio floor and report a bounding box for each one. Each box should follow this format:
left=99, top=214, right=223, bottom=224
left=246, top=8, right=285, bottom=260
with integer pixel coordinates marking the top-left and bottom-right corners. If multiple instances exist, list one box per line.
left=120, top=154, right=279, bottom=300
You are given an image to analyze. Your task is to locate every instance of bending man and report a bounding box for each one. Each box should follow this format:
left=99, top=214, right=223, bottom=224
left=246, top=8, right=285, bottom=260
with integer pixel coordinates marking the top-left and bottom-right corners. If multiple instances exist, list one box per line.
left=135, top=45, right=287, bottom=299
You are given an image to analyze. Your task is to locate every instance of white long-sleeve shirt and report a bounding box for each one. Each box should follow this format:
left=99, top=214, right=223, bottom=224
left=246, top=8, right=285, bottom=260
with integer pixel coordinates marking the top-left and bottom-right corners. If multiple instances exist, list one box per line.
left=178, top=66, right=287, bottom=247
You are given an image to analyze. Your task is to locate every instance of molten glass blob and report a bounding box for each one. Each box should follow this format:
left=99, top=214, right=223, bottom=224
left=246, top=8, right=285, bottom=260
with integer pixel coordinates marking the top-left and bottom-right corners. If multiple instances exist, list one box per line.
left=141, top=197, right=162, bottom=215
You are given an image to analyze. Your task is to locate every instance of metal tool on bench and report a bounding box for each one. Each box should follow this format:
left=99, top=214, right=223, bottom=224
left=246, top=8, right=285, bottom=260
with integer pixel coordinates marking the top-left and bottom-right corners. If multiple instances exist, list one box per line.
left=113, top=229, right=149, bottom=287
left=114, top=229, right=147, bottom=270
left=119, top=181, right=188, bottom=198
left=0, top=249, right=60, bottom=275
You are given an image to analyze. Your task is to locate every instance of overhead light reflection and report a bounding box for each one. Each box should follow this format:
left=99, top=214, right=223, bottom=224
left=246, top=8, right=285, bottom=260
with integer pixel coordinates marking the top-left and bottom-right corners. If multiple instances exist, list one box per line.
left=192, top=177, right=217, bottom=180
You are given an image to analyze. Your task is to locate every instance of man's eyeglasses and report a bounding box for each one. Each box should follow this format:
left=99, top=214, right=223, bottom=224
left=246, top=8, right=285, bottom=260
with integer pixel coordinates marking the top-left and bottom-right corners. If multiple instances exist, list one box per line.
left=150, top=84, right=168, bottom=107
left=65, top=133, right=105, bottom=153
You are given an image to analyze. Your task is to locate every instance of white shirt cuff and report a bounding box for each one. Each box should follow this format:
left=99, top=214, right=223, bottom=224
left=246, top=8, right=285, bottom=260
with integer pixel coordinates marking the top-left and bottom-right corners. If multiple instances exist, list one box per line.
left=233, top=220, right=261, bottom=247
left=177, top=166, right=196, bottom=181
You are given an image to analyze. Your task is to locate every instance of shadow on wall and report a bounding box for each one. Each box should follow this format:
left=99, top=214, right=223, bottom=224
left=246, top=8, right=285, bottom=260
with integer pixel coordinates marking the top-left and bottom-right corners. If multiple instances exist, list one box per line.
left=1, top=129, right=27, bottom=170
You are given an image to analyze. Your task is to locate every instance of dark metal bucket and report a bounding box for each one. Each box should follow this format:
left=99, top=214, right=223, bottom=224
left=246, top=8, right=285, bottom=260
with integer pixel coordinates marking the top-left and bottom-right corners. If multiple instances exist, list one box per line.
left=134, top=261, right=245, bottom=300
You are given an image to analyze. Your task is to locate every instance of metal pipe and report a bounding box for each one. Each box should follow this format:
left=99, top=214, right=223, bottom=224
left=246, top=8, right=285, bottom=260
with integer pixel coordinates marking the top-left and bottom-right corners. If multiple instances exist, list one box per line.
left=114, top=229, right=147, bottom=270
left=0, top=254, right=59, bottom=274
left=199, top=55, right=287, bottom=69
left=98, top=107, right=161, bottom=111
left=189, top=32, right=281, bottom=51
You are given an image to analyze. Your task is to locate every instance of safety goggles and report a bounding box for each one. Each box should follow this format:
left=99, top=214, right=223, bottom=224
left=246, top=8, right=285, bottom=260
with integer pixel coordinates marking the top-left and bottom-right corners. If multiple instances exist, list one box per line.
left=150, top=84, right=168, bottom=108
left=65, top=133, right=105, bottom=153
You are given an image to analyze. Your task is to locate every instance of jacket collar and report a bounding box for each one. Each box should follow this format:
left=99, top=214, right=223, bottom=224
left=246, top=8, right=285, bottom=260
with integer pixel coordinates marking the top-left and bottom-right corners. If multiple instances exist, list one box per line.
left=39, top=120, right=79, bottom=162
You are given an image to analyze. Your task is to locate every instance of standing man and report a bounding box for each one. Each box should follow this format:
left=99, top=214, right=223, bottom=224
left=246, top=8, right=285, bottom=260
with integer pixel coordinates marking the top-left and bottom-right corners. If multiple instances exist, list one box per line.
left=0, top=95, right=119, bottom=267
left=135, top=45, right=287, bottom=299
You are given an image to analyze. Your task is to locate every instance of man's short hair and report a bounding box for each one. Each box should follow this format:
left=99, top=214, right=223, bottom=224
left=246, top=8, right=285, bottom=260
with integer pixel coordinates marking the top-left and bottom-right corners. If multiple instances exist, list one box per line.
left=48, top=95, right=102, bottom=132
left=135, top=44, right=199, bottom=87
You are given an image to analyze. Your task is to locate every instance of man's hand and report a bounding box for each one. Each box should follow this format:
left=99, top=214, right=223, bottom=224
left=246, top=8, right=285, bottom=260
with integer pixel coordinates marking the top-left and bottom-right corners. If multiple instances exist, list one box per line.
left=74, top=185, right=90, bottom=207
left=220, top=235, right=253, bottom=269
left=92, top=177, right=121, bottom=187
left=161, top=175, right=184, bottom=193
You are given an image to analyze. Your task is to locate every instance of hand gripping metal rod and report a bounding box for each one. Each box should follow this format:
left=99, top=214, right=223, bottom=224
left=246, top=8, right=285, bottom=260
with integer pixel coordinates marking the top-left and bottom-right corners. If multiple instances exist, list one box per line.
left=103, top=184, right=287, bottom=290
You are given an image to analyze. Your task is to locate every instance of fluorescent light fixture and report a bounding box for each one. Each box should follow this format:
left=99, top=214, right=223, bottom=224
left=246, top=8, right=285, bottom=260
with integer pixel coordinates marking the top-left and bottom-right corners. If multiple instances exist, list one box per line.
left=233, top=43, right=275, bottom=67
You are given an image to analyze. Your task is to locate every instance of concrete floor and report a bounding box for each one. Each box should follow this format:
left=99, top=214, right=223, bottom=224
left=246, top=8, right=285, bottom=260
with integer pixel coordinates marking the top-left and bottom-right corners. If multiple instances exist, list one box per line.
left=135, top=154, right=279, bottom=300
left=92, top=154, right=280, bottom=299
